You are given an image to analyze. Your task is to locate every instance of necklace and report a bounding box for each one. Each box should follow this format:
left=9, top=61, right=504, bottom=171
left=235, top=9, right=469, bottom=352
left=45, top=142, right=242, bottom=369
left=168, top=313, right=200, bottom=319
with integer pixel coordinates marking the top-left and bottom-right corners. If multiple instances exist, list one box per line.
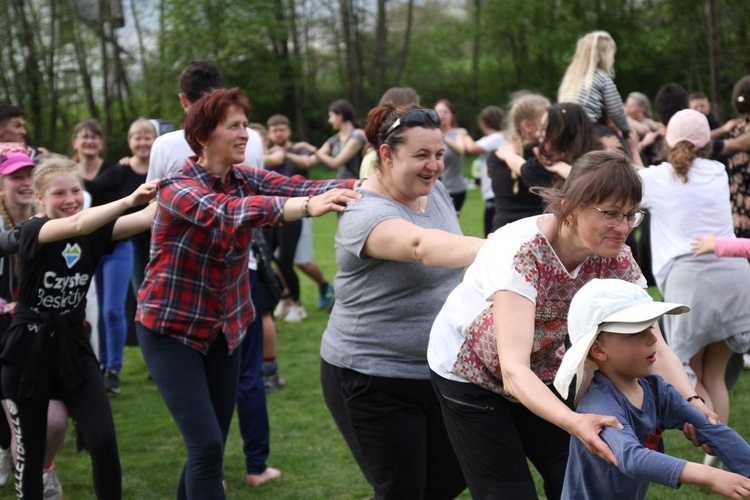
left=377, top=176, right=426, bottom=213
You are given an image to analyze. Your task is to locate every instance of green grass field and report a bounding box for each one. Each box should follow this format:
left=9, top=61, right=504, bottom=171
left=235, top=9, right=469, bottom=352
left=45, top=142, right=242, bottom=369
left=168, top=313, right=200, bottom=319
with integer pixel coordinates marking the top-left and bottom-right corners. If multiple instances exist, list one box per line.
left=5, top=182, right=750, bottom=499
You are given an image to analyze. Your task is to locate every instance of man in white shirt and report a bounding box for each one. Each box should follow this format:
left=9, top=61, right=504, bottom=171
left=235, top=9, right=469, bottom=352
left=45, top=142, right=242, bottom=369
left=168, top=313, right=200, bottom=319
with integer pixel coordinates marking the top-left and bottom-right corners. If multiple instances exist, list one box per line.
left=146, top=60, right=263, bottom=182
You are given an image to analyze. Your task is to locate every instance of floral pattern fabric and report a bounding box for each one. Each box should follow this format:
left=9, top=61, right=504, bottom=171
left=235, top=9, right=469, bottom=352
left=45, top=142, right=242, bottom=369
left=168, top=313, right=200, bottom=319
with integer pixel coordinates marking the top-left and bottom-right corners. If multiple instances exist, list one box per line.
left=451, top=236, right=643, bottom=396
left=727, top=117, right=750, bottom=238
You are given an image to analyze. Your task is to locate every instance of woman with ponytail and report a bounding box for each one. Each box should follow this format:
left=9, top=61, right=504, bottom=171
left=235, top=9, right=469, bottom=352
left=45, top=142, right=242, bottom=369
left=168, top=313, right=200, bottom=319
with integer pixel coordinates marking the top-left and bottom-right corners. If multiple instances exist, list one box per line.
left=638, top=109, right=750, bottom=468
left=320, top=103, right=485, bottom=499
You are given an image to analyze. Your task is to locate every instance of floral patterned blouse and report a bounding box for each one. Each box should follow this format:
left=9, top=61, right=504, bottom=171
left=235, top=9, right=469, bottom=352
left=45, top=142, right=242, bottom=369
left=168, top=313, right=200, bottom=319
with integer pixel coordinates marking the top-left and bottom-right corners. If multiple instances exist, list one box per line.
left=447, top=219, right=644, bottom=397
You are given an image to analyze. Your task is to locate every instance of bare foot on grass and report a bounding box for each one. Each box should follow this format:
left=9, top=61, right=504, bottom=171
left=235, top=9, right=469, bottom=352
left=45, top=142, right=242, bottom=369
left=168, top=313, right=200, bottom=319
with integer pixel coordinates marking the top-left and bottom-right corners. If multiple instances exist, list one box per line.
left=246, top=467, right=282, bottom=487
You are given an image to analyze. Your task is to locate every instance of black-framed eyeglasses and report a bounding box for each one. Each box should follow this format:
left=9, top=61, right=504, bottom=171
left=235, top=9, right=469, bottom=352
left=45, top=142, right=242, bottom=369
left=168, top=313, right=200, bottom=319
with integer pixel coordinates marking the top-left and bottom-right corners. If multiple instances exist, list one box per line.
left=587, top=206, right=646, bottom=228
left=383, top=109, right=441, bottom=139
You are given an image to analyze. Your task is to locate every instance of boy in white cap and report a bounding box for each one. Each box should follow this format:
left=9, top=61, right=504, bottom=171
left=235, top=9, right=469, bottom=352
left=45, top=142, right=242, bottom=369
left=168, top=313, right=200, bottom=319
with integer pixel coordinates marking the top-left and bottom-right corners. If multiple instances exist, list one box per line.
left=554, top=278, right=750, bottom=499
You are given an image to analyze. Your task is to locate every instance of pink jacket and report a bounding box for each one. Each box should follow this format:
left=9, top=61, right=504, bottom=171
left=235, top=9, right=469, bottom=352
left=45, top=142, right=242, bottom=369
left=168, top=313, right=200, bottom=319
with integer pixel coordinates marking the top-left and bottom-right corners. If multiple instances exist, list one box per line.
left=715, top=238, right=750, bottom=259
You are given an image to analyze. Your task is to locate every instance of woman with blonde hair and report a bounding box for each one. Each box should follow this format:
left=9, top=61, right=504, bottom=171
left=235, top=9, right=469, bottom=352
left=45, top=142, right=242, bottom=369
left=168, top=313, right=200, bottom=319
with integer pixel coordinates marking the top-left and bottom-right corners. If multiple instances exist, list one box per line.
left=558, top=31, right=633, bottom=144
left=487, top=93, right=549, bottom=231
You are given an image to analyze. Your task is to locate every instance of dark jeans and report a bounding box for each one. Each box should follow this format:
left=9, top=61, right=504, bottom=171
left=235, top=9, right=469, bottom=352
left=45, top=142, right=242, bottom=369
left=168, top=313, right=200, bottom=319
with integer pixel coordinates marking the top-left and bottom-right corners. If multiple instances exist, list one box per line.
left=237, top=271, right=270, bottom=474
left=431, top=371, right=570, bottom=500
left=321, top=360, right=466, bottom=500
left=2, top=354, right=120, bottom=499
left=138, top=326, right=240, bottom=500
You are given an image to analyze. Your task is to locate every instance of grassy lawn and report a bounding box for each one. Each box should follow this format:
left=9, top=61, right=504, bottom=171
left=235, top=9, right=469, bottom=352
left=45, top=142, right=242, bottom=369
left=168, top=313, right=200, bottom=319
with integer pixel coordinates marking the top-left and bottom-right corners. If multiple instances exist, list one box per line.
left=4, top=181, right=749, bottom=499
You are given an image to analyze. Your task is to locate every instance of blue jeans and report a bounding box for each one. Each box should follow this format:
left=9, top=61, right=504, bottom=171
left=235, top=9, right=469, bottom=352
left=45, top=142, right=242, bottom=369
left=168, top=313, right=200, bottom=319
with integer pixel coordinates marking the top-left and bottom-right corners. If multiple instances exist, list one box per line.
left=96, top=239, right=133, bottom=372
left=138, top=327, right=240, bottom=500
left=236, top=271, right=270, bottom=474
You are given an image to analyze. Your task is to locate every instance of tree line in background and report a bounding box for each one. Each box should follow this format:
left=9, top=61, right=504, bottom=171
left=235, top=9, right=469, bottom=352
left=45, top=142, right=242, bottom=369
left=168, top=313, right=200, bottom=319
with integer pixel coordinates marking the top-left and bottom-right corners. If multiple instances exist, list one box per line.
left=1, top=0, right=749, bottom=158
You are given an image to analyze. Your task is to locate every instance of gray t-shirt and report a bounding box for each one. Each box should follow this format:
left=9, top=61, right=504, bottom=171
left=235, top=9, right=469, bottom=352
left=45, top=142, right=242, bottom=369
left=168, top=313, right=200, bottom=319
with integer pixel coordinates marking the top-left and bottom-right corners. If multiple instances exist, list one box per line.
left=321, top=182, right=463, bottom=379
left=440, top=129, right=466, bottom=194
left=325, top=132, right=365, bottom=180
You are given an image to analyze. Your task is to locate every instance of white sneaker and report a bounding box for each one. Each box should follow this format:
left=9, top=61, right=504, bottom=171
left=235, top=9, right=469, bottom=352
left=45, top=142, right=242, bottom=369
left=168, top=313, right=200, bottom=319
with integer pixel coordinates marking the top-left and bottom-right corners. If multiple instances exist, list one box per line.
left=0, top=447, right=10, bottom=486
left=743, top=353, right=750, bottom=369
left=284, top=304, right=307, bottom=323
left=43, top=467, right=63, bottom=500
left=274, top=299, right=292, bottom=319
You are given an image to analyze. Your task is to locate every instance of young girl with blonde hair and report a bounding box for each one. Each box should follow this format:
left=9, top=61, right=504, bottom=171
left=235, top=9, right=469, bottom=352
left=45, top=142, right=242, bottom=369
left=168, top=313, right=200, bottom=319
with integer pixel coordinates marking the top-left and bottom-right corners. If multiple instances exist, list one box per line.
left=487, top=93, right=550, bottom=231
left=558, top=31, right=633, bottom=143
left=0, top=152, right=70, bottom=497
left=0, top=157, right=157, bottom=499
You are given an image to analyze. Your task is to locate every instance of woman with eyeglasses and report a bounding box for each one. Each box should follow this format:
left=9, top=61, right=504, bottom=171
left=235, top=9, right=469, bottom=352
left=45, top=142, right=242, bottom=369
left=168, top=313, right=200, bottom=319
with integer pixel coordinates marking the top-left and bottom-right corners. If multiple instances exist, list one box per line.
left=73, top=119, right=131, bottom=394
left=638, top=109, right=750, bottom=468
left=428, top=150, right=715, bottom=499
left=320, top=103, right=485, bottom=499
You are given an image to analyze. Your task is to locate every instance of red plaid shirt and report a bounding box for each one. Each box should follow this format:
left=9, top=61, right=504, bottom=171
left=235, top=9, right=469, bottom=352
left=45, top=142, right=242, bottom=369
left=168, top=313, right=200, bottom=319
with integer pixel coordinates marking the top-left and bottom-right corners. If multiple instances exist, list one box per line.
left=136, top=158, right=355, bottom=354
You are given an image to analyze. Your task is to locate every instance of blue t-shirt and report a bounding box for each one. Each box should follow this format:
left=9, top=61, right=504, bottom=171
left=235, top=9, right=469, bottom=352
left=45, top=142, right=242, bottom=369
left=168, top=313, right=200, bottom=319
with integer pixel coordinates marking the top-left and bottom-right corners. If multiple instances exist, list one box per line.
left=563, top=372, right=750, bottom=499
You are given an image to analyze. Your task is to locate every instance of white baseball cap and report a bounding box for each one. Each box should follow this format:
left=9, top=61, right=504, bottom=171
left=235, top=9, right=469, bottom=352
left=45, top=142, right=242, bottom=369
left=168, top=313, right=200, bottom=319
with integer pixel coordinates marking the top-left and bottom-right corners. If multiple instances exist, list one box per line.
left=553, top=279, right=690, bottom=401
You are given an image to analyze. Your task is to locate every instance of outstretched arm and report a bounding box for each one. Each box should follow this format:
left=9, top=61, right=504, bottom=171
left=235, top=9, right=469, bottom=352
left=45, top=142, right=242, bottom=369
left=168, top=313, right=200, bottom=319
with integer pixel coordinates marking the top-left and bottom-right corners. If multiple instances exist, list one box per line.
left=0, top=226, right=21, bottom=256
left=314, top=133, right=366, bottom=169
left=38, top=181, right=158, bottom=244
left=443, top=128, right=468, bottom=155
left=362, top=218, right=484, bottom=268
left=679, top=463, right=750, bottom=498
left=282, top=189, right=361, bottom=222
left=496, top=291, right=623, bottom=465
left=112, top=202, right=158, bottom=240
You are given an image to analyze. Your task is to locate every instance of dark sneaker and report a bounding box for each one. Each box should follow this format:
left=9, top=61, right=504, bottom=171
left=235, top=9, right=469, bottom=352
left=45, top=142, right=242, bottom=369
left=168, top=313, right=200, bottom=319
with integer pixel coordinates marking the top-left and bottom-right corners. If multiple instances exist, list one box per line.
left=317, top=282, right=335, bottom=310
left=263, top=371, right=287, bottom=393
left=104, top=371, right=121, bottom=394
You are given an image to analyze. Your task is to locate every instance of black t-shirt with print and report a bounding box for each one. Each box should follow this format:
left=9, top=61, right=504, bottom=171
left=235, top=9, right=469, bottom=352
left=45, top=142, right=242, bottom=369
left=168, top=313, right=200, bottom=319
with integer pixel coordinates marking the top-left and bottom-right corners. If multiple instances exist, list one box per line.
left=0, top=217, right=115, bottom=396
left=17, top=217, right=115, bottom=316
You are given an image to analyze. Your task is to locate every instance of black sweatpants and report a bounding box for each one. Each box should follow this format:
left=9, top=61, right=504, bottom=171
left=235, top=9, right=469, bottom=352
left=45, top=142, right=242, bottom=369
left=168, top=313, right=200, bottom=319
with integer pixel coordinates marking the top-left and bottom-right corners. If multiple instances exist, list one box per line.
left=431, top=371, right=570, bottom=500
left=2, top=354, right=121, bottom=499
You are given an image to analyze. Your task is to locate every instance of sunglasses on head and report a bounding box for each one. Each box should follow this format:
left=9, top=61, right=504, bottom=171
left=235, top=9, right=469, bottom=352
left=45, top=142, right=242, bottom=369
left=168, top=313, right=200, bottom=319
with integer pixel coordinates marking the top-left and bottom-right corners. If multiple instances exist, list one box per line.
left=383, top=109, right=441, bottom=139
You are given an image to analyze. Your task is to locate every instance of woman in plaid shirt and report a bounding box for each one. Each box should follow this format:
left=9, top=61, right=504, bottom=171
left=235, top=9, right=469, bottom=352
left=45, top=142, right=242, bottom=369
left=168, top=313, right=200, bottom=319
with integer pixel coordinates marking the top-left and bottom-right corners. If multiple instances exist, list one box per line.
left=136, top=88, right=359, bottom=499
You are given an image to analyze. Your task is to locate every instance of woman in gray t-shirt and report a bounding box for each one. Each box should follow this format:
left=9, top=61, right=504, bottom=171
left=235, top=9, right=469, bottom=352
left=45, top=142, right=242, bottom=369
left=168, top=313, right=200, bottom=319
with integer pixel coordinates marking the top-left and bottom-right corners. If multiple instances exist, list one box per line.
left=320, top=103, right=485, bottom=499
left=435, top=99, right=467, bottom=214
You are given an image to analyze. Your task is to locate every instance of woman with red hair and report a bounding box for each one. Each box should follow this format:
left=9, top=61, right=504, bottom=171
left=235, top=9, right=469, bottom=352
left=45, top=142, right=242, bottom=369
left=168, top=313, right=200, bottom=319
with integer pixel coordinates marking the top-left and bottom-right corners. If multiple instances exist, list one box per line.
left=136, top=88, right=359, bottom=498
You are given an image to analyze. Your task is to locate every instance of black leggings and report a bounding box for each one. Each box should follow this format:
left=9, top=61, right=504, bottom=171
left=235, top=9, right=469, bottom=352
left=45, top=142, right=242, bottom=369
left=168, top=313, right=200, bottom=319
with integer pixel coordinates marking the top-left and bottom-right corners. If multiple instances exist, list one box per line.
left=2, top=355, right=121, bottom=499
left=266, top=221, right=302, bottom=301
